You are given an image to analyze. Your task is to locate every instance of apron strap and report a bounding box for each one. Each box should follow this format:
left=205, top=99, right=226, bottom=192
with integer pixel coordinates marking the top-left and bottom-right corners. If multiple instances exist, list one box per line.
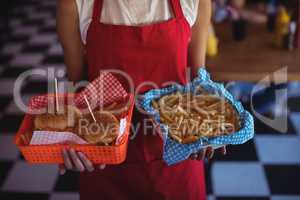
left=92, top=0, right=103, bottom=21
left=170, top=0, right=185, bottom=19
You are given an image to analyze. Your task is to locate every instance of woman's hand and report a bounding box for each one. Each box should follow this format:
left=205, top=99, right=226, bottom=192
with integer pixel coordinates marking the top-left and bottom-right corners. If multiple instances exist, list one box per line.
left=189, top=146, right=226, bottom=160
left=59, top=148, right=106, bottom=175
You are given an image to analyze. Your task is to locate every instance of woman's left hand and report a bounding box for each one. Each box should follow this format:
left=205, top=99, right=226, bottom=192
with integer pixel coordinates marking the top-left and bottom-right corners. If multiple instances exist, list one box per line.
left=189, top=146, right=226, bottom=160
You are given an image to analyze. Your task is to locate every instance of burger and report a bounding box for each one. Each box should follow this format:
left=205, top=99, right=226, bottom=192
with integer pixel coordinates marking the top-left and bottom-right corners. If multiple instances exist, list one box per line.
left=34, top=105, right=82, bottom=132
left=102, top=100, right=130, bottom=119
left=76, top=111, right=120, bottom=145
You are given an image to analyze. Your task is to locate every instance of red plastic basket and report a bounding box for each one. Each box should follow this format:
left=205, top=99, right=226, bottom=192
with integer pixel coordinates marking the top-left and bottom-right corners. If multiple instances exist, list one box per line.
left=14, top=94, right=134, bottom=165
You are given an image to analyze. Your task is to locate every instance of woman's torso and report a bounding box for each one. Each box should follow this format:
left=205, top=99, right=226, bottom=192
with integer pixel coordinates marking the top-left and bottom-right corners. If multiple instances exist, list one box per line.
left=79, top=1, right=207, bottom=199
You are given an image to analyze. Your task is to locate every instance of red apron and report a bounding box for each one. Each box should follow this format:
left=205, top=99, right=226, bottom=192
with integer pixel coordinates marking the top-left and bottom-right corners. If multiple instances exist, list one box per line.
left=81, top=0, right=206, bottom=199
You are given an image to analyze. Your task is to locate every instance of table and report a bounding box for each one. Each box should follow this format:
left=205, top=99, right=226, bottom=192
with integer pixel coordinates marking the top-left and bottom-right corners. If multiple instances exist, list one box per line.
left=206, top=23, right=300, bottom=82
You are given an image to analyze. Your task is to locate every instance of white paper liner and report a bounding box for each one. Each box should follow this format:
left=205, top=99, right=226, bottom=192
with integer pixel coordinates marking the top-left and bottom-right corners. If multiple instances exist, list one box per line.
left=30, top=118, right=127, bottom=145
left=30, top=131, right=88, bottom=145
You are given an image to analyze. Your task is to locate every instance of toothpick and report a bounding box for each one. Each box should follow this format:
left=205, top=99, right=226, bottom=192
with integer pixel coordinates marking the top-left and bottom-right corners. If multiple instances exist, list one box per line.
left=84, top=95, right=96, bottom=122
left=54, top=78, right=59, bottom=114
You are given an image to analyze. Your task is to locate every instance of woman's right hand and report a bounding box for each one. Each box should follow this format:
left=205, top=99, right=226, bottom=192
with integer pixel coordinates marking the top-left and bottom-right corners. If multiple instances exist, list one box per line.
left=59, top=148, right=106, bottom=175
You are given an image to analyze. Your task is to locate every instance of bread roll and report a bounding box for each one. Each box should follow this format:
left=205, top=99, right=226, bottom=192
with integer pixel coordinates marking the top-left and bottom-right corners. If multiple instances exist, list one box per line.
left=34, top=105, right=82, bottom=132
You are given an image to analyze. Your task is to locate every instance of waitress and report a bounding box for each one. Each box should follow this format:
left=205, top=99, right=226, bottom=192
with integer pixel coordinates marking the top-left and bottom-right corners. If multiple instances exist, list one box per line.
left=57, top=0, right=226, bottom=199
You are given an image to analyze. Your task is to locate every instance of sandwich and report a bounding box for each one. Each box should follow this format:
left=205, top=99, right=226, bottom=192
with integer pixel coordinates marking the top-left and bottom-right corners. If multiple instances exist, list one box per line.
left=34, top=105, right=82, bottom=132
left=76, top=111, right=120, bottom=145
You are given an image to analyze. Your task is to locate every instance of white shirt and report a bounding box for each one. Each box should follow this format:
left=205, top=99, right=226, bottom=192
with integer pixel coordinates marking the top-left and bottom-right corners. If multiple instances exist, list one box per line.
left=75, top=0, right=199, bottom=44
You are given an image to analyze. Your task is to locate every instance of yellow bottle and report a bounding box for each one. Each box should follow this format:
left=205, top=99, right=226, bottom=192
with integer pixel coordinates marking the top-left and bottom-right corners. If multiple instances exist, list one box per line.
left=275, top=6, right=290, bottom=47
left=207, top=25, right=218, bottom=57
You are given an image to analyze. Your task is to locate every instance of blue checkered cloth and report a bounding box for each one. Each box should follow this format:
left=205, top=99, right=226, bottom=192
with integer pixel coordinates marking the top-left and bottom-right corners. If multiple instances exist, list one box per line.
left=140, top=67, right=255, bottom=165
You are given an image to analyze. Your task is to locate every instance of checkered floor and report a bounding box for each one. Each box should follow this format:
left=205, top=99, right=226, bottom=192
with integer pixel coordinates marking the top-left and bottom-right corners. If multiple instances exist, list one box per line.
left=0, top=1, right=300, bottom=200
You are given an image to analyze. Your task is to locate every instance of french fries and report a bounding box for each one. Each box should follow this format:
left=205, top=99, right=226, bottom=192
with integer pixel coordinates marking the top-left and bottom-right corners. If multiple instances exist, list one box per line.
left=102, top=100, right=130, bottom=118
left=152, top=88, right=240, bottom=144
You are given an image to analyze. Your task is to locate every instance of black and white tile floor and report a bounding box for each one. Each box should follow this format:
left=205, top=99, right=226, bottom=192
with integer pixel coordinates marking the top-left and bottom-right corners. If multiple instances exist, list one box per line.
left=0, top=1, right=300, bottom=200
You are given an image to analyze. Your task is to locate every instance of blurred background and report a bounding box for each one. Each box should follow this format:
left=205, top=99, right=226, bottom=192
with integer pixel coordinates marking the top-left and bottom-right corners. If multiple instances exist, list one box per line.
left=0, top=0, right=299, bottom=200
